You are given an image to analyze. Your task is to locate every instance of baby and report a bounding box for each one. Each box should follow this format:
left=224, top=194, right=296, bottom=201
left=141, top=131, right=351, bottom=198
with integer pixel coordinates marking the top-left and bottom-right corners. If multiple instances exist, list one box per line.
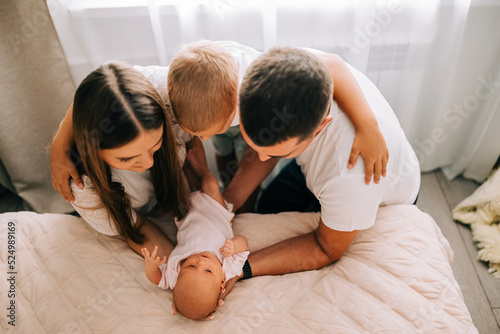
left=141, top=147, right=249, bottom=320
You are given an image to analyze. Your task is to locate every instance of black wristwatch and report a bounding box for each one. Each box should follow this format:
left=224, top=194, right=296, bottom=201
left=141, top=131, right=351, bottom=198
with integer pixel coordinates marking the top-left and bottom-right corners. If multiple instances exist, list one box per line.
left=241, top=259, right=252, bottom=280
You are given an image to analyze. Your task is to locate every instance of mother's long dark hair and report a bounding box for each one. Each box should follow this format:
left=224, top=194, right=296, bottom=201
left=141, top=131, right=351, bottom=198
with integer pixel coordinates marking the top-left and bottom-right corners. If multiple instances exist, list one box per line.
left=72, top=61, right=188, bottom=244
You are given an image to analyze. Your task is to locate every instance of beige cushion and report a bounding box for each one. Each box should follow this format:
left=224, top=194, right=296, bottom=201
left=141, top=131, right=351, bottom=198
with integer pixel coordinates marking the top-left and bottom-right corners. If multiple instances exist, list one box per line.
left=0, top=0, right=75, bottom=212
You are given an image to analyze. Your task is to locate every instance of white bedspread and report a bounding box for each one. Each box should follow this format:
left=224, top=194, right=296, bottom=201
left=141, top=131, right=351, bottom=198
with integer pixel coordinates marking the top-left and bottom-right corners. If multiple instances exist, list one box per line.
left=0, top=205, right=477, bottom=333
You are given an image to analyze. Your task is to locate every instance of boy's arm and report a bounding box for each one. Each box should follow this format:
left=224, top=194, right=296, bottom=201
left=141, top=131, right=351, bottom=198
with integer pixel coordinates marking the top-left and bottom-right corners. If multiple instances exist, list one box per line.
left=201, top=173, right=225, bottom=207
left=50, top=103, right=84, bottom=202
left=317, top=54, right=389, bottom=184
left=186, top=146, right=226, bottom=207
left=183, top=137, right=207, bottom=190
left=141, top=246, right=167, bottom=285
left=185, top=136, right=207, bottom=166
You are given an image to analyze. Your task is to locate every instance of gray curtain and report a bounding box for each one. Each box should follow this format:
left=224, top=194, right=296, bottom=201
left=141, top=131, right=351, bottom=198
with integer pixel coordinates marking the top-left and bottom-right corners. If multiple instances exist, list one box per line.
left=0, top=0, right=75, bottom=213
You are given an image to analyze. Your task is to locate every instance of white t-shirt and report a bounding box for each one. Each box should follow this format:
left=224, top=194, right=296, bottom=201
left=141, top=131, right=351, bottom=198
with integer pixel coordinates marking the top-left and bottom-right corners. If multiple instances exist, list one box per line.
left=214, top=41, right=262, bottom=127
left=70, top=65, right=193, bottom=235
left=157, top=191, right=249, bottom=290
left=295, top=64, right=420, bottom=232
left=71, top=170, right=155, bottom=235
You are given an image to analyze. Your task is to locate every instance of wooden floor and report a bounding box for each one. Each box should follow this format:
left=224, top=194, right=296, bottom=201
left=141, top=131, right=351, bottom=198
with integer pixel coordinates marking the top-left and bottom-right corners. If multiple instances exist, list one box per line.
left=2, top=169, right=499, bottom=332
left=417, top=170, right=500, bottom=334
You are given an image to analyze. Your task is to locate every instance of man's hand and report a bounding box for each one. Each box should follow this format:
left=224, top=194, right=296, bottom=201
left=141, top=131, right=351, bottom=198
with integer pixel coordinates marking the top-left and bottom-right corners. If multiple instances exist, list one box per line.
left=348, top=124, right=389, bottom=185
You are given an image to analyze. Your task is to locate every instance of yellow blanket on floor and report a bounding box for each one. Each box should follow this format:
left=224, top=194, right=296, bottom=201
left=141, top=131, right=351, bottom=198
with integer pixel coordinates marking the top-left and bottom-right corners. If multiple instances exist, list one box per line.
left=453, top=168, right=500, bottom=277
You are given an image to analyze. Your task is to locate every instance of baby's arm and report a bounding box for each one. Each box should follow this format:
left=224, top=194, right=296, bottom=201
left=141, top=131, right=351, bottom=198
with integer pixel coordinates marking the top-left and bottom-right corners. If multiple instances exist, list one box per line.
left=220, top=235, right=249, bottom=257
left=141, top=246, right=167, bottom=285
left=186, top=147, right=225, bottom=207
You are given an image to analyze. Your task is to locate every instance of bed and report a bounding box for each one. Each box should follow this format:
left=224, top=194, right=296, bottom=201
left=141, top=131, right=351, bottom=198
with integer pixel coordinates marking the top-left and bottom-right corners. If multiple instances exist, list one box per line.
left=0, top=204, right=477, bottom=333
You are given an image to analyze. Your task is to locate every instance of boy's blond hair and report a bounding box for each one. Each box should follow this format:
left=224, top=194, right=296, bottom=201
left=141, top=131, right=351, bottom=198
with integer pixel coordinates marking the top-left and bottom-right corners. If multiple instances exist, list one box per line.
left=167, top=40, right=239, bottom=132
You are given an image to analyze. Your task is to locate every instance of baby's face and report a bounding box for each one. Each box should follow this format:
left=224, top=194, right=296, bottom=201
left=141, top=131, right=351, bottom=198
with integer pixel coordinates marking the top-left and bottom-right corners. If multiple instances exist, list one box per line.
left=179, top=251, right=225, bottom=288
left=174, top=252, right=226, bottom=319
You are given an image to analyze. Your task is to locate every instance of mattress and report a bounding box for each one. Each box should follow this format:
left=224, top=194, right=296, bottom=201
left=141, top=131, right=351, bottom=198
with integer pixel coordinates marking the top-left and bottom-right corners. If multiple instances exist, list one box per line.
left=0, top=204, right=477, bottom=333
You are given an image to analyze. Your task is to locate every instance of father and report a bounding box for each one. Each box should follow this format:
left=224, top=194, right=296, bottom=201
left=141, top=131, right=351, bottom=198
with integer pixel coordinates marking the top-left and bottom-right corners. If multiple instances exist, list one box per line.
left=235, top=47, right=420, bottom=279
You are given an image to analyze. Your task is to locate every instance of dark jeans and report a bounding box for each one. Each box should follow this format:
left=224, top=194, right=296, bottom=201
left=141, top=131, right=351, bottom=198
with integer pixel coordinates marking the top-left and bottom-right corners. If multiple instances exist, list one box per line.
left=256, top=159, right=321, bottom=214
left=256, top=159, right=419, bottom=214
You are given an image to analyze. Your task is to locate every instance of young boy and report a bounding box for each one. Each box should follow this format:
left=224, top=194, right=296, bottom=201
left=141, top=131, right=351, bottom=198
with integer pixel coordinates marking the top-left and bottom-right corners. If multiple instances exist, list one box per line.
left=231, top=47, right=420, bottom=284
left=166, top=41, right=253, bottom=204
left=165, top=40, right=389, bottom=213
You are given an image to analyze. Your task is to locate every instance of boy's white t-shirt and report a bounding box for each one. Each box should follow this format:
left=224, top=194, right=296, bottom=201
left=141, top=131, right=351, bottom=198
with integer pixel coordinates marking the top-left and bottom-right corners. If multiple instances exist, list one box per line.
left=70, top=65, right=193, bottom=235
left=214, top=41, right=262, bottom=127
left=157, top=191, right=249, bottom=290
left=295, top=64, right=421, bottom=232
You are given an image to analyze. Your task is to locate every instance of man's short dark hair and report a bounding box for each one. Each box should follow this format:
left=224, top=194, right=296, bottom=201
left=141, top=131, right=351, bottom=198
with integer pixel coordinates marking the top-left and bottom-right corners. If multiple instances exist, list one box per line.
left=239, top=47, right=333, bottom=147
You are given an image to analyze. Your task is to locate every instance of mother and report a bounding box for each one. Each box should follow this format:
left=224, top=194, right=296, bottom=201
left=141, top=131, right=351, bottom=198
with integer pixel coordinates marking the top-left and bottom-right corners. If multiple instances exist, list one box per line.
left=52, top=61, right=203, bottom=257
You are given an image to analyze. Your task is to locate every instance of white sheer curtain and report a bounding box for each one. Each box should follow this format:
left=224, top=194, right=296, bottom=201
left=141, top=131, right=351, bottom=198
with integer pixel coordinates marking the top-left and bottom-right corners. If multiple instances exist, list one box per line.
left=49, top=0, right=500, bottom=182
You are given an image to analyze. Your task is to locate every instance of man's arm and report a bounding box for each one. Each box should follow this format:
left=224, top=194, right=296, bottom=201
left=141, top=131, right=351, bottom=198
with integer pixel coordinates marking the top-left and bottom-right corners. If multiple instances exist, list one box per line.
left=222, top=146, right=279, bottom=212
left=246, top=218, right=359, bottom=276
left=219, top=218, right=359, bottom=300
left=244, top=171, right=383, bottom=277
left=317, top=53, right=389, bottom=184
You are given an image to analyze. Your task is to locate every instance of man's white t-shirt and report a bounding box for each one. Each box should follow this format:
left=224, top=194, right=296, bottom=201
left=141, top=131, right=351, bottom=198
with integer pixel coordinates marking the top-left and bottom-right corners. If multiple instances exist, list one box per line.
left=70, top=66, right=193, bottom=235
left=218, top=42, right=420, bottom=231
left=158, top=191, right=249, bottom=290
left=295, top=64, right=420, bottom=232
